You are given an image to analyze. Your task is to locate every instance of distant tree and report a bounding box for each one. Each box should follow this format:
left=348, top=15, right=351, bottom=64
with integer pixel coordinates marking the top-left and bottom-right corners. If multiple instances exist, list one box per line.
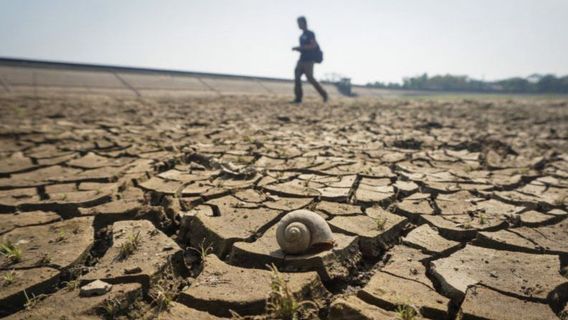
left=496, top=77, right=533, bottom=93
left=367, top=73, right=568, bottom=94
left=535, top=74, right=568, bottom=93
left=365, top=81, right=402, bottom=89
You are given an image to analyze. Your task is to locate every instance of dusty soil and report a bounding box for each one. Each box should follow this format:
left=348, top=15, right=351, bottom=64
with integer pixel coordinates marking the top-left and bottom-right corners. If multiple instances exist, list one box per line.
left=0, top=94, right=567, bottom=319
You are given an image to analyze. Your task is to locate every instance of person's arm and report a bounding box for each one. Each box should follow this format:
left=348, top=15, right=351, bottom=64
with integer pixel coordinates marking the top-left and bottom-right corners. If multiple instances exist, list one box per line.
left=292, top=32, right=318, bottom=51
left=293, top=39, right=317, bottom=51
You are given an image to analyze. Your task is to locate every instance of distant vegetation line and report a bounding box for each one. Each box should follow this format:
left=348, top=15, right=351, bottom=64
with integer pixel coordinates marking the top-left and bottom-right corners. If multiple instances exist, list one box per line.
left=366, top=73, right=568, bottom=94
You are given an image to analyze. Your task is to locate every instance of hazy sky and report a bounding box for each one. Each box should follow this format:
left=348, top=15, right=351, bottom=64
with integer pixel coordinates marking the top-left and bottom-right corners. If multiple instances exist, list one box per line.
left=1, top=0, right=567, bottom=84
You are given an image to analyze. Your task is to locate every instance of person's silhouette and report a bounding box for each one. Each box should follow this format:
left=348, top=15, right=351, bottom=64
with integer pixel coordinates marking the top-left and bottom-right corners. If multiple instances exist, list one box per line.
left=292, top=16, right=328, bottom=103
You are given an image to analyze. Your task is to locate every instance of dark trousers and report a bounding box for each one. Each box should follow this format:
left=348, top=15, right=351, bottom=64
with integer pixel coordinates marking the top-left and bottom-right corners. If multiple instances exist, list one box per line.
left=294, top=60, right=327, bottom=101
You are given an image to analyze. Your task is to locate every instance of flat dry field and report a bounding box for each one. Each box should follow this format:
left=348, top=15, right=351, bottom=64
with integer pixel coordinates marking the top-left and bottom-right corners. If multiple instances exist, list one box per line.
left=0, top=93, right=567, bottom=320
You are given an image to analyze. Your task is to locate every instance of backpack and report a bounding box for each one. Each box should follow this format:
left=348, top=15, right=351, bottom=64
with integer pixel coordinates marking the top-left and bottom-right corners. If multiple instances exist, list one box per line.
left=314, top=48, right=324, bottom=63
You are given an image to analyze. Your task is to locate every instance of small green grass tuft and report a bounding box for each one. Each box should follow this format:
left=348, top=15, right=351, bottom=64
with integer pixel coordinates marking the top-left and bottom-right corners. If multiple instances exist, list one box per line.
left=55, top=229, right=66, bottom=242
left=2, top=270, right=16, bottom=286
left=62, top=279, right=81, bottom=291
left=374, top=216, right=388, bottom=231
left=395, top=304, right=419, bottom=320
left=24, top=290, right=46, bottom=310
left=1, top=240, right=22, bottom=263
left=463, top=165, right=475, bottom=173
left=36, top=254, right=51, bottom=266
left=235, top=156, right=248, bottom=165
left=478, top=213, right=486, bottom=225
left=519, top=167, right=530, bottom=175
left=150, top=283, right=173, bottom=314
left=190, top=240, right=213, bottom=262
left=99, top=298, right=123, bottom=319
left=118, top=231, right=141, bottom=260
left=265, top=264, right=319, bottom=320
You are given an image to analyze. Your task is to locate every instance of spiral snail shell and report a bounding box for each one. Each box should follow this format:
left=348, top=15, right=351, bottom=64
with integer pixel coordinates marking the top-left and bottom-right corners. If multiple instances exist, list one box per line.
left=276, top=210, right=334, bottom=255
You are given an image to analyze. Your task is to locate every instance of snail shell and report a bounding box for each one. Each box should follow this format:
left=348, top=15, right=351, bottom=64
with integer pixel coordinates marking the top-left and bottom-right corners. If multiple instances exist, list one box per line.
left=276, top=209, right=334, bottom=255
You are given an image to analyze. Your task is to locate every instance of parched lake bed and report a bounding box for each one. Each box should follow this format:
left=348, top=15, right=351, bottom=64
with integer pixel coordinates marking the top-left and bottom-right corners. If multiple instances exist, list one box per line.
left=1, top=94, right=567, bottom=319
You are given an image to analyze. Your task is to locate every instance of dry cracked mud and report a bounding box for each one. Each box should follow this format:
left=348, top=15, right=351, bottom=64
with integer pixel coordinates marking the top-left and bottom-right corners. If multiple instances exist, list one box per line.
left=0, top=93, right=567, bottom=319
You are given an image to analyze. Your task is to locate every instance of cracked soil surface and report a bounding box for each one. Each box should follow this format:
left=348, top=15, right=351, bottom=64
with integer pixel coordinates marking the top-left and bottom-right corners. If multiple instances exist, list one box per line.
left=0, top=94, right=567, bottom=319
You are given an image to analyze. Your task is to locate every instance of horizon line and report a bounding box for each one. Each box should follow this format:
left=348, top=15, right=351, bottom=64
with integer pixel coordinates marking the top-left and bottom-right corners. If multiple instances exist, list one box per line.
left=1, top=56, right=565, bottom=86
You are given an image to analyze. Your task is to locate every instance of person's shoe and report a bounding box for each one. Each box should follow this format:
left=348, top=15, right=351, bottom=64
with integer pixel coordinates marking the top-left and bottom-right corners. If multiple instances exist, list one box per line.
left=289, top=99, right=302, bottom=104
left=322, top=93, right=328, bottom=103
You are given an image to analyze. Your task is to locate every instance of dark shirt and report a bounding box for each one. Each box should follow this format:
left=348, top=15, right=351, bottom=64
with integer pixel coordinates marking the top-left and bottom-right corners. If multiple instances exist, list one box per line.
left=299, top=30, right=318, bottom=62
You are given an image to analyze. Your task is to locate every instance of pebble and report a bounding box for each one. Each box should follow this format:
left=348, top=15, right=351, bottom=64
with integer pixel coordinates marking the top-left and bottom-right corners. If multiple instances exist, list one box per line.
left=124, top=266, right=142, bottom=274
left=80, top=279, right=112, bottom=297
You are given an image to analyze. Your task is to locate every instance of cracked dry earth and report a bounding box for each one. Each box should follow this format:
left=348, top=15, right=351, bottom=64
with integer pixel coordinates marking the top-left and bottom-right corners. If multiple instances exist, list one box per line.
left=0, top=94, right=567, bottom=320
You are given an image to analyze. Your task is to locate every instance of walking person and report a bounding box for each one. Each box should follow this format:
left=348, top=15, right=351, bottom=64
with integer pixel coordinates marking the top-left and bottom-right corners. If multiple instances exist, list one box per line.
left=292, top=16, right=328, bottom=103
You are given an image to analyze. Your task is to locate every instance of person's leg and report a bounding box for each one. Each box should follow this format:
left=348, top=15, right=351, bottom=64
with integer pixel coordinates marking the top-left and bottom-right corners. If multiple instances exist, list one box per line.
left=304, top=62, right=328, bottom=101
left=294, top=61, right=304, bottom=102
